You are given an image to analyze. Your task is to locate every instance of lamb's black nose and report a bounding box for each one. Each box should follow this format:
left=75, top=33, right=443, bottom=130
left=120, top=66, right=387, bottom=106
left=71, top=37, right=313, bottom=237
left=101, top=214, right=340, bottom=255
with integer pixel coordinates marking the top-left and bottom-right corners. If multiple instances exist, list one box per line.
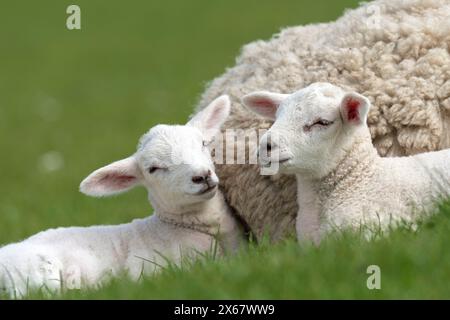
left=192, top=170, right=212, bottom=184
left=192, top=176, right=205, bottom=184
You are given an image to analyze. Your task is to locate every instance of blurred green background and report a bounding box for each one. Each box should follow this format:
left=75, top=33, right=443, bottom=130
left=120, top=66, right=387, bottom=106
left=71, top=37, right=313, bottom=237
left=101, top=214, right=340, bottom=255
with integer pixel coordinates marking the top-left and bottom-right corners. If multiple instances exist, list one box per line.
left=7, top=1, right=450, bottom=300
left=0, top=0, right=360, bottom=243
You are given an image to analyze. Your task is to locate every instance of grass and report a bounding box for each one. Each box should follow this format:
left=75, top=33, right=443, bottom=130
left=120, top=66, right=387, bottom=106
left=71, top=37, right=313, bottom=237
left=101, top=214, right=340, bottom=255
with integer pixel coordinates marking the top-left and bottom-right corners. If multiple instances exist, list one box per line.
left=2, top=0, right=449, bottom=299
left=15, top=201, right=450, bottom=299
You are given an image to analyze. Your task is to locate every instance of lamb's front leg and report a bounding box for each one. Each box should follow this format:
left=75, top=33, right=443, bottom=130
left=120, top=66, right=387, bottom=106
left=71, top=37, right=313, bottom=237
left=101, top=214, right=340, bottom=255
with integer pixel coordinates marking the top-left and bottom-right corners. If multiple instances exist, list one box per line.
left=295, top=175, right=322, bottom=245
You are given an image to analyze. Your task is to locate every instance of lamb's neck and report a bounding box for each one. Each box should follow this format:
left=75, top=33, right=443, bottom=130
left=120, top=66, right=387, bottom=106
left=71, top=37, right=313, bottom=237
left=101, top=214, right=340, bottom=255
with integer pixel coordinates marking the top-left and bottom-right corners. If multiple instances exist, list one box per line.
left=295, top=174, right=322, bottom=244
left=294, top=137, right=379, bottom=244
left=154, top=192, right=239, bottom=238
left=319, top=137, right=379, bottom=198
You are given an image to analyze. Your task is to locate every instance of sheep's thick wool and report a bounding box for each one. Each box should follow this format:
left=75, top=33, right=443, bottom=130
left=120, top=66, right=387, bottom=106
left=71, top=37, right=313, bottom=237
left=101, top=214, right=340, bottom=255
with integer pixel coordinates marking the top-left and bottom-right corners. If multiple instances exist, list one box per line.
left=194, top=0, right=450, bottom=241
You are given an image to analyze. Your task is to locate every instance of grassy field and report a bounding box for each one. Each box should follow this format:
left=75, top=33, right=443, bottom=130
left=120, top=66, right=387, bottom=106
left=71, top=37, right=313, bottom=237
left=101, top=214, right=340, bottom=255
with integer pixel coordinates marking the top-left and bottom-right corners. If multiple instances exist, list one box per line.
left=1, top=0, right=449, bottom=299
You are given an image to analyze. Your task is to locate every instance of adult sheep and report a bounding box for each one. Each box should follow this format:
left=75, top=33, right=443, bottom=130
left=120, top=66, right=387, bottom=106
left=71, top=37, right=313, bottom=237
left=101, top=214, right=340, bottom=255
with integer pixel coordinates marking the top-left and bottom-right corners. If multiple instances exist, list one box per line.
left=194, top=0, right=450, bottom=241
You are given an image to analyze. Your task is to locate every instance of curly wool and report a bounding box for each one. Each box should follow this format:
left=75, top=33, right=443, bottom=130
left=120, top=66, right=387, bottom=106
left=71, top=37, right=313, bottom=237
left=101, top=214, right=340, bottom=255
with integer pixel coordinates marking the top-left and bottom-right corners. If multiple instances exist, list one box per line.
left=195, top=0, right=450, bottom=241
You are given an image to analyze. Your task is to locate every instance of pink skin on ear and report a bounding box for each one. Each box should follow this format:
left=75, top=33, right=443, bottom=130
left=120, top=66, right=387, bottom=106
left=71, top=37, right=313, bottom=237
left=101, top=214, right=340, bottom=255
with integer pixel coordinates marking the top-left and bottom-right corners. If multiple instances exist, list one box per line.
left=188, top=95, right=230, bottom=140
left=243, top=96, right=279, bottom=119
left=205, top=101, right=229, bottom=132
left=251, top=98, right=274, bottom=107
left=243, top=91, right=289, bottom=119
left=97, top=173, right=137, bottom=190
left=345, top=97, right=361, bottom=122
left=80, top=157, right=141, bottom=196
left=341, top=94, right=368, bottom=125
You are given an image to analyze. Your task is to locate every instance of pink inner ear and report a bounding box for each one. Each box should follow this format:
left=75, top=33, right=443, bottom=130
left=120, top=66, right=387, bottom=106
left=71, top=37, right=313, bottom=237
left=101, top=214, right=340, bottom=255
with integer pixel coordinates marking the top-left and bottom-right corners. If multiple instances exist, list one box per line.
left=252, top=98, right=274, bottom=108
left=249, top=98, right=277, bottom=117
left=345, top=97, right=361, bottom=122
left=206, top=106, right=224, bottom=129
left=99, top=173, right=136, bottom=190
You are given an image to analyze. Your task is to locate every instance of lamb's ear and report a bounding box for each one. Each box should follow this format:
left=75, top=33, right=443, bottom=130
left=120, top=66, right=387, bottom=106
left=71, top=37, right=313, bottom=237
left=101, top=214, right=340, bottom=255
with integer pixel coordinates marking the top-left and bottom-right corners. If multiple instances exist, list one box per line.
left=242, top=91, right=289, bottom=120
left=188, top=95, right=231, bottom=141
left=340, top=92, right=370, bottom=126
left=80, top=157, right=142, bottom=197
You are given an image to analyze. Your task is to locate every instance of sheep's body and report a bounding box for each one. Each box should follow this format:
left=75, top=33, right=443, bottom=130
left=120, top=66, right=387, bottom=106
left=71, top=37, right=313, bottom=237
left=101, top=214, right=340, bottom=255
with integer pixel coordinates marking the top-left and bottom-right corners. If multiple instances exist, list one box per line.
left=195, top=0, right=450, bottom=241
left=0, top=193, right=237, bottom=298
left=301, top=137, right=450, bottom=239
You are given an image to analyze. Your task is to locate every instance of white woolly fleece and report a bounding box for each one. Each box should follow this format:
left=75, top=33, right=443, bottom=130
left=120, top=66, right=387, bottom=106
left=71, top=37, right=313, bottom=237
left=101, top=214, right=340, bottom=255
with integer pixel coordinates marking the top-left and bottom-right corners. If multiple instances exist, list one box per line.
left=195, top=0, right=450, bottom=241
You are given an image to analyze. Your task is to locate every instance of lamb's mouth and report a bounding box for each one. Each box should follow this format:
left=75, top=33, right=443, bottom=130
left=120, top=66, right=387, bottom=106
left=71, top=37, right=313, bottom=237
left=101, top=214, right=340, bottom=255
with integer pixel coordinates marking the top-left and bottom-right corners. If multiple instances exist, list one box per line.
left=262, top=158, right=292, bottom=167
left=278, top=158, right=292, bottom=164
left=197, top=185, right=217, bottom=195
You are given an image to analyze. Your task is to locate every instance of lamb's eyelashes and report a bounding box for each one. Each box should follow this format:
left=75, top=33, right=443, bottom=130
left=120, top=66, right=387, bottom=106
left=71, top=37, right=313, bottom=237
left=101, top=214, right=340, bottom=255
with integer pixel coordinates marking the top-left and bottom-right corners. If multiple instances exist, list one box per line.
left=312, top=119, right=334, bottom=127
left=148, top=166, right=168, bottom=174
left=303, top=118, right=334, bottom=132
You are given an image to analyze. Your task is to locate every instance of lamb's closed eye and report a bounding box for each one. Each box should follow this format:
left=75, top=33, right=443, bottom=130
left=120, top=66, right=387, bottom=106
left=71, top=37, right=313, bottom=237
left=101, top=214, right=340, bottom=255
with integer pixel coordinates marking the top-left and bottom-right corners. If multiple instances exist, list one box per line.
left=148, top=166, right=160, bottom=174
left=312, top=119, right=334, bottom=127
left=303, top=119, right=334, bottom=132
left=148, top=166, right=168, bottom=174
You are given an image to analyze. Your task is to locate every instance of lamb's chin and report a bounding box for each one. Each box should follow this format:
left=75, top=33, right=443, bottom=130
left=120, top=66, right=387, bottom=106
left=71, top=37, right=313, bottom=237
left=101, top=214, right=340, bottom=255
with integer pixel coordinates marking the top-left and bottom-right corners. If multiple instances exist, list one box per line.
left=276, top=163, right=297, bottom=175
left=186, top=188, right=217, bottom=200
left=199, top=189, right=217, bottom=200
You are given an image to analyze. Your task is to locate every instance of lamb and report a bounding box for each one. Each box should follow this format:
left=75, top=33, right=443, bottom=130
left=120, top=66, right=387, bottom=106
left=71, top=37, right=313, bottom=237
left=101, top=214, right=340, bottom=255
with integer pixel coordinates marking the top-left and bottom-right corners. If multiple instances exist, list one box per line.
left=194, top=0, right=450, bottom=241
left=243, top=82, right=450, bottom=243
left=0, top=95, right=245, bottom=298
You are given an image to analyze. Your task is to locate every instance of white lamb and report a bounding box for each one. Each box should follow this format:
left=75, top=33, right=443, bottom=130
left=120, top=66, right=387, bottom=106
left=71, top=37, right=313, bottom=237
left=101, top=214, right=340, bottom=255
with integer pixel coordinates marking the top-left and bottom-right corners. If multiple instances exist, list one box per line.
left=243, top=83, right=450, bottom=243
left=0, top=95, right=244, bottom=298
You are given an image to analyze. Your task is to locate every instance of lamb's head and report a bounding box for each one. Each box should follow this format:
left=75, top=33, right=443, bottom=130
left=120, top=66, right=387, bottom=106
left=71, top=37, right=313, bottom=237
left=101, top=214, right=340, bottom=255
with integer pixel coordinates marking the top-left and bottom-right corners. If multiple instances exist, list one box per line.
left=80, top=95, right=230, bottom=211
left=243, top=82, right=371, bottom=178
